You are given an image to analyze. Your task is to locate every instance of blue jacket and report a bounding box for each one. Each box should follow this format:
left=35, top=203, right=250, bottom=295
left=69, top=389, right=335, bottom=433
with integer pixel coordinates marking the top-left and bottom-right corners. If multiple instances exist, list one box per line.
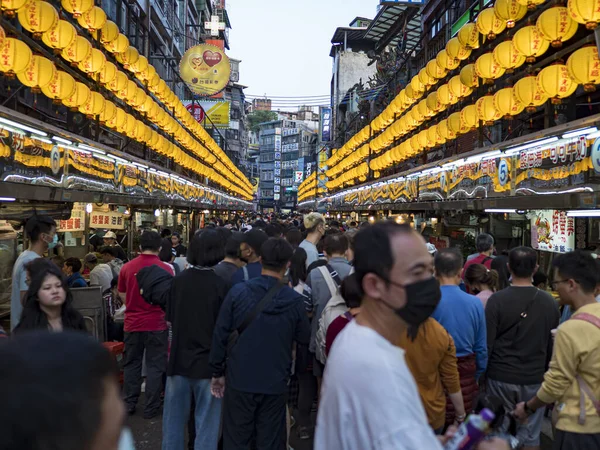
left=209, top=275, right=310, bottom=395
left=230, top=261, right=262, bottom=285
left=67, top=272, right=87, bottom=288
left=432, top=285, right=488, bottom=378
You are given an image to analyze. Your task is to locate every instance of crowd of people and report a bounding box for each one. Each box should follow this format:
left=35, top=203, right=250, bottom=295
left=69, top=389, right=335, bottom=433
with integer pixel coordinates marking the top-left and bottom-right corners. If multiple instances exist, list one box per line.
left=0, top=213, right=599, bottom=450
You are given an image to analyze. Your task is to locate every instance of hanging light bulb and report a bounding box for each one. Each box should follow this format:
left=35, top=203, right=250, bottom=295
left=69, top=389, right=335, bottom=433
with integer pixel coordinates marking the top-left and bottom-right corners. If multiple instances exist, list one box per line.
left=85, top=203, right=93, bottom=213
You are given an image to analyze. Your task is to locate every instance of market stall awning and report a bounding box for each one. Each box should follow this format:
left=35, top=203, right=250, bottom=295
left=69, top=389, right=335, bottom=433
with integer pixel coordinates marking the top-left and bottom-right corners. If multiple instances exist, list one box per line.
left=365, top=2, right=423, bottom=53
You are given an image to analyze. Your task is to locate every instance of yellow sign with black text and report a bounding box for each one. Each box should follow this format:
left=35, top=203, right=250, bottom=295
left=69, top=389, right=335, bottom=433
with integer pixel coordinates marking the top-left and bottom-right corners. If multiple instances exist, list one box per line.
left=180, top=44, right=231, bottom=97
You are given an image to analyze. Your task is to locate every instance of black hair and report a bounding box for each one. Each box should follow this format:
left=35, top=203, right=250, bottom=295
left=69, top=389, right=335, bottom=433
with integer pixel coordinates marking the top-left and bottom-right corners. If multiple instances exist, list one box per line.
left=243, top=229, right=269, bottom=257
left=508, top=246, right=537, bottom=278
left=284, top=227, right=303, bottom=248
left=50, top=255, right=64, bottom=268
left=434, top=248, right=464, bottom=278
left=16, top=261, right=86, bottom=333
left=215, top=227, right=232, bottom=251
left=99, top=246, right=116, bottom=257
left=265, top=222, right=283, bottom=238
left=289, top=247, right=308, bottom=287
left=160, top=228, right=172, bottom=238
left=329, top=220, right=340, bottom=229
left=476, top=233, right=494, bottom=253
left=158, top=238, right=175, bottom=263
left=187, top=229, right=225, bottom=267
left=64, top=257, right=82, bottom=274
left=532, top=270, right=548, bottom=288
left=110, top=276, right=118, bottom=289
left=252, top=219, right=267, bottom=230
left=353, top=222, right=414, bottom=291
left=24, top=215, right=56, bottom=243
left=349, top=220, right=357, bottom=228
left=324, top=233, right=349, bottom=256
left=552, top=250, right=599, bottom=294
left=0, top=331, right=118, bottom=450
left=224, top=232, right=244, bottom=259
left=491, top=255, right=510, bottom=290
left=340, top=273, right=362, bottom=309
left=140, top=230, right=161, bottom=252
left=261, top=238, right=294, bottom=272
left=475, top=394, right=506, bottom=430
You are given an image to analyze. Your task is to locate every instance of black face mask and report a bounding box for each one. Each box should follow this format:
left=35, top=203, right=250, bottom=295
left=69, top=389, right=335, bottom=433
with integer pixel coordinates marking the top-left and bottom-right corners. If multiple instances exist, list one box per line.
left=381, top=277, right=441, bottom=327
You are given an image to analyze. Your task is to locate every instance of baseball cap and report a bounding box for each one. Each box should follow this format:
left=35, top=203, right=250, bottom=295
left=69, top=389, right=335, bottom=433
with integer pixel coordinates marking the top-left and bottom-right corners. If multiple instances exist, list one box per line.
left=84, top=253, right=98, bottom=264
left=426, top=243, right=437, bottom=255
left=104, top=231, right=117, bottom=239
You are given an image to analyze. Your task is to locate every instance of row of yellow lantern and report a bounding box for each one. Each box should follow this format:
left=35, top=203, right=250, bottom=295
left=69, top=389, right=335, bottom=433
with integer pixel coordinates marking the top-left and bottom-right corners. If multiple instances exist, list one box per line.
left=298, top=171, right=316, bottom=198
left=325, top=0, right=596, bottom=185
left=325, top=125, right=371, bottom=168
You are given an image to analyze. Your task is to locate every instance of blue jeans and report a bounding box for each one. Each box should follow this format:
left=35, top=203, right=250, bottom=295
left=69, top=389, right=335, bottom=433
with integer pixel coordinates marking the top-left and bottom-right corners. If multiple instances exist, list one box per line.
left=161, top=376, right=222, bottom=450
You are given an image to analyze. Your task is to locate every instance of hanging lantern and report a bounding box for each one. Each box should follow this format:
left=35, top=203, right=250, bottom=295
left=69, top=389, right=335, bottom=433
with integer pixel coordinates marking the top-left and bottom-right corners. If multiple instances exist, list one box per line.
left=129, top=87, right=147, bottom=108
left=131, top=55, right=148, bottom=74
left=116, top=46, right=139, bottom=69
left=410, top=106, right=424, bottom=125
left=428, top=125, right=445, bottom=146
left=78, top=48, right=106, bottom=74
left=475, top=52, right=506, bottom=84
left=98, top=61, right=117, bottom=85
left=77, top=6, right=106, bottom=32
left=493, top=40, right=526, bottom=72
left=516, top=0, right=545, bottom=10
left=62, top=82, right=90, bottom=109
left=512, top=25, right=550, bottom=63
left=409, top=76, right=424, bottom=97
left=438, top=119, right=456, bottom=140
left=418, top=99, right=434, bottom=118
left=426, top=59, right=448, bottom=80
left=62, top=35, right=92, bottom=65
left=138, top=61, right=156, bottom=83
left=436, top=49, right=460, bottom=71
left=0, top=38, right=31, bottom=77
left=109, top=107, right=126, bottom=132
left=567, top=46, right=600, bottom=92
left=417, top=130, right=430, bottom=150
left=41, top=70, right=75, bottom=103
left=446, top=37, right=472, bottom=61
left=99, top=20, right=119, bottom=44
left=438, top=83, right=458, bottom=106
left=1, top=0, right=28, bottom=18
left=17, top=55, right=56, bottom=93
left=460, top=105, right=479, bottom=129
left=79, top=91, right=104, bottom=117
left=99, top=100, right=116, bottom=124
left=476, top=96, right=501, bottom=124
left=449, top=75, right=473, bottom=98
left=60, top=0, right=93, bottom=18
left=494, top=0, right=527, bottom=27
left=567, top=0, right=600, bottom=29
left=448, top=111, right=468, bottom=135
left=124, top=114, right=136, bottom=137
left=536, top=64, right=578, bottom=104
left=536, top=7, right=579, bottom=48
left=107, top=70, right=128, bottom=93
left=476, top=7, right=507, bottom=39
left=18, top=1, right=58, bottom=39
left=419, top=67, right=436, bottom=87
left=458, top=23, right=480, bottom=49
left=493, top=87, right=525, bottom=117
left=42, top=20, right=76, bottom=53
left=460, top=64, right=480, bottom=88
left=104, top=33, right=128, bottom=54
left=426, top=91, right=443, bottom=113
left=516, top=75, right=550, bottom=112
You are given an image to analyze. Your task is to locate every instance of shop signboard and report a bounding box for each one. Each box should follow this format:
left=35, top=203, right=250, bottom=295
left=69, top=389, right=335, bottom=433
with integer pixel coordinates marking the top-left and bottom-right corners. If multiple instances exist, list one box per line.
left=121, top=164, right=148, bottom=195
left=0, top=131, right=64, bottom=187
left=90, top=211, right=126, bottom=230
left=58, top=204, right=85, bottom=232
left=65, top=148, right=119, bottom=192
left=294, top=171, right=303, bottom=184
left=514, top=136, right=589, bottom=195
left=446, top=156, right=512, bottom=199
left=179, top=43, right=231, bottom=97
left=531, top=209, right=575, bottom=253
left=147, top=171, right=172, bottom=197
left=183, top=101, right=231, bottom=128
left=320, top=107, right=332, bottom=142
left=418, top=170, right=448, bottom=201
left=342, top=176, right=418, bottom=206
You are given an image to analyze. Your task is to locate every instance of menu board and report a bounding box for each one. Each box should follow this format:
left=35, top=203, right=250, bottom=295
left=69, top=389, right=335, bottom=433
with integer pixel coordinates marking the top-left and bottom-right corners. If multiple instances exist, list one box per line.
left=531, top=209, right=575, bottom=253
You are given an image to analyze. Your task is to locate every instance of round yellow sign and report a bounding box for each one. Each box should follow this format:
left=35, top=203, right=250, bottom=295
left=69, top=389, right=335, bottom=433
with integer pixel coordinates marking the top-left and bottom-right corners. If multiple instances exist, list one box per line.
left=180, top=44, right=231, bottom=97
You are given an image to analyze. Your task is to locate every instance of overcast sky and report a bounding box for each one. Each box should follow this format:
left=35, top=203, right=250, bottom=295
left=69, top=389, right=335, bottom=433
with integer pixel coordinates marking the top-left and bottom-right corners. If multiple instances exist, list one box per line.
left=227, top=0, right=378, bottom=110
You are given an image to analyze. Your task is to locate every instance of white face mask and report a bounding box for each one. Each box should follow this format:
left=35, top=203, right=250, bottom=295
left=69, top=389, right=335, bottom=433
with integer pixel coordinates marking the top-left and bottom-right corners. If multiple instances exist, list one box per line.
left=118, top=428, right=136, bottom=450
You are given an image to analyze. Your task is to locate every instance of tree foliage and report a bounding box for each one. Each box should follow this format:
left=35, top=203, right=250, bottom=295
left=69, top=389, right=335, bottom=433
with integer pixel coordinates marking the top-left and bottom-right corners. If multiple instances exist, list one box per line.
left=247, top=110, right=278, bottom=133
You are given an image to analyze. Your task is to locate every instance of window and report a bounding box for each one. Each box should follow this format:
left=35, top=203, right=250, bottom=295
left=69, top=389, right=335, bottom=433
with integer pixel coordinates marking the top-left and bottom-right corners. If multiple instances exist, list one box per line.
left=260, top=170, right=274, bottom=181
left=261, top=189, right=274, bottom=197
left=260, top=153, right=274, bottom=162
left=231, top=108, right=241, bottom=120
left=227, top=129, right=239, bottom=140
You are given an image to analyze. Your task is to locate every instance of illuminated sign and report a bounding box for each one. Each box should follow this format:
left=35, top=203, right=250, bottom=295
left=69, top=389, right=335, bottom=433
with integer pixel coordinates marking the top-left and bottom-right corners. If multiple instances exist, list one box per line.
left=531, top=210, right=575, bottom=253
left=180, top=44, right=231, bottom=96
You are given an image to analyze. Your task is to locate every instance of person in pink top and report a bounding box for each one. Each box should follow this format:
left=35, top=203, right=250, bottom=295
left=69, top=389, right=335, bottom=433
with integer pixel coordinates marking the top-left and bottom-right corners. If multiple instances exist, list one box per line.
left=464, top=263, right=499, bottom=308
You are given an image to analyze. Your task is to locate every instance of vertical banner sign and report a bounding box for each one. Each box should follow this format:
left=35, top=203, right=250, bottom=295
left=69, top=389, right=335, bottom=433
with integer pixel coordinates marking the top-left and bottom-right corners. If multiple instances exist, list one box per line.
left=274, top=129, right=282, bottom=201
left=320, top=107, right=332, bottom=142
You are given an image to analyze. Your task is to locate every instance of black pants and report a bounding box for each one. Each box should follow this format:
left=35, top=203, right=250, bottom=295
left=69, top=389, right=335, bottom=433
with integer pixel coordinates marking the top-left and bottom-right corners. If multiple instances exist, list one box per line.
left=554, top=430, right=600, bottom=450
left=296, top=371, right=317, bottom=429
left=123, top=330, right=168, bottom=416
left=222, top=387, right=286, bottom=450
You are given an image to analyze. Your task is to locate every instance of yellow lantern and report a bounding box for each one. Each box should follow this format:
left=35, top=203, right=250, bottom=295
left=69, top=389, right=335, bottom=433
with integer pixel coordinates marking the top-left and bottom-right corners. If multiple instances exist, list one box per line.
left=428, top=125, right=444, bottom=146
left=476, top=96, right=501, bottom=124
left=77, top=6, right=106, bottom=32
left=449, top=75, right=473, bottom=99
left=426, top=59, right=448, bottom=80
left=1, top=0, right=28, bottom=17
left=60, top=0, right=93, bottom=18
left=124, top=114, right=136, bottom=138
left=117, top=79, right=137, bottom=102
left=493, top=87, right=525, bottom=117
left=475, top=52, right=506, bottom=84
left=78, top=48, right=106, bottom=74
left=477, top=7, right=507, bottom=39
left=567, top=46, right=600, bottom=92
left=419, top=68, right=436, bottom=87
left=438, top=83, right=458, bottom=106
left=79, top=91, right=104, bottom=117
left=99, top=61, right=117, bottom=85
left=62, top=36, right=91, bottom=64
left=516, top=0, right=545, bottom=10
left=99, top=100, right=116, bottom=124
left=405, top=83, right=419, bottom=101
left=417, top=130, right=430, bottom=149
left=513, top=26, right=550, bottom=63
left=0, top=38, right=32, bottom=76
left=460, top=64, right=480, bottom=88
left=438, top=119, right=456, bottom=140
left=458, top=23, right=480, bottom=49
left=493, top=40, right=526, bottom=72
left=536, top=7, right=579, bottom=48
left=536, top=64, right=578, bottom=104
left=18, top=1, right=58, bottom=38
left=129, top=87, right=146, bottom=108
left=494, top=0, right=527, bottom=27
left=436, top=49, right=460, bottom=71
left=41, top=70, right=75, bottom=102
left=62, top=82, right=90, bottom=109
left=99, top=20, right=119, bottom=44
left=513, top=76, right=549, bottom=112
left=418, top=99, right=434, bottom=118
left=567, top=0, right=600, bottom=29
left=105, top=106, right=125, bottom=130
left=410, top=76, right=425, bottom=96
left=131, top=55, right=149, bottom=74
left=104, top=33, right=128, bottom=54
left=141, top=64, right=157, bottom=84
left=107, top=70, right=128, bottom=93
left=446, top=37, right=472, bottom=61
left=42, top=20, right=76, bottom=52
left=410, top=106, right=424, bottom=125
left=17, top=55, right=56, bottom=93
left=448, top=111, right=467, bottom=135
left=460, top=105, right=479, bottom=129
left=116, top=46, right=139, bottom=69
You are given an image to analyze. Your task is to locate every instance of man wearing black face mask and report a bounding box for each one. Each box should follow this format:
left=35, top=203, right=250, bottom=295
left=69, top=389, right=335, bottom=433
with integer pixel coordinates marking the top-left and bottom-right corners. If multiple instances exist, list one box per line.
left=315, top=223, right=510, bottom=450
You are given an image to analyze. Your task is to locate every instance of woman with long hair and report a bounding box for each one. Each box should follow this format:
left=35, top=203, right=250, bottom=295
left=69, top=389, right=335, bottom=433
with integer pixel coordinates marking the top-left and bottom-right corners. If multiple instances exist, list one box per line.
left=464, top=263, right=499, bottom=308
left=15, top=260, right=86, bottom=333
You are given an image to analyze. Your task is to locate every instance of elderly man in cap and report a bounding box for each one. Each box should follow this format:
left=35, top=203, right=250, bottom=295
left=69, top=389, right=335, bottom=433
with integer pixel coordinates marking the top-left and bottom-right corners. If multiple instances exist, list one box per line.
left=85, top=253, right=114, bottom=293
left=103, top=231, right=127, bottom=262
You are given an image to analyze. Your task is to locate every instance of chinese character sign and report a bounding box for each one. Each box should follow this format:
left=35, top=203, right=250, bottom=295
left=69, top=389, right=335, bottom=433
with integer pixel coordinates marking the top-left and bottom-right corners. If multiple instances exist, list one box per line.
left=320, top=107, right=332, bottom=142
left=179, top=44, right=231, bottom=96
left=531, top=210, right=575, bottom=253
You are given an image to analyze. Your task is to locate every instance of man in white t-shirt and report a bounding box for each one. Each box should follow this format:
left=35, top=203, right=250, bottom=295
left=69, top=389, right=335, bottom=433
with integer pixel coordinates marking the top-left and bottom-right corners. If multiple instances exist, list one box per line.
left=315, top=222, right=509, bottom=450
